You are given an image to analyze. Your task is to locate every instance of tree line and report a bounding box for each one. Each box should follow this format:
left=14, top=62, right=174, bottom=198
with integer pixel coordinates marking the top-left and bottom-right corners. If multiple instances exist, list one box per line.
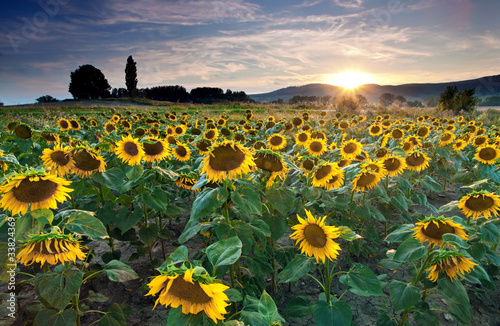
left=63, top=56, right=251, bottom=104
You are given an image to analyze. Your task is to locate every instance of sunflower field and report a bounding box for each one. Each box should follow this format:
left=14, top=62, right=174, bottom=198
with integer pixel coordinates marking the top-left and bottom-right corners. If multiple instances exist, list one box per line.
left=0, top=105, right=499, bottom=326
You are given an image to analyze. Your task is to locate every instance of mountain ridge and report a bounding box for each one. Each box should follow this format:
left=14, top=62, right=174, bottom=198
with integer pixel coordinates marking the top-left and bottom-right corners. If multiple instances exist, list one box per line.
left=248, top=74, right=500, bottom=103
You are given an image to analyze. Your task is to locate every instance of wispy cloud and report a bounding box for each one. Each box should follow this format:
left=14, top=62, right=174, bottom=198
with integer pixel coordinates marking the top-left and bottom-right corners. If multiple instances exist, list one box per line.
left=331, top=0, right=363, bottom=9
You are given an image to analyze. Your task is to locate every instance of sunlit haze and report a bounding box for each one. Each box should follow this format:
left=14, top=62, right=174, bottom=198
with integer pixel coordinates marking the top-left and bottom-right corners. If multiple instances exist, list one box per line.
left=0, top=0, right=499, bottom=104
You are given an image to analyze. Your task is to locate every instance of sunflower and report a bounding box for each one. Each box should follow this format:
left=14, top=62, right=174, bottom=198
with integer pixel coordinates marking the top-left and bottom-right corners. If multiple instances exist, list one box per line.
left=369, top=124, right=383, bottom=136
left=0, top=150, right=8, bottom=171
left=253, top=141, right=267, bottom=150
left=474, top=145, right=500, bottom=164
left=146, top=267, right=230, bottom=323
left=458, top=191, right=500, bottom=220
left=17, top=229, right=86, bottom=266
left=405, top=151, right=430, bottom=172
left=416, top=126, right=430, bottom=138
left=72, top=147, right=106, bottom=177
left=295, top=131, right=310, bottom=147
left=57, top=118, right=70, bottom=131
left=406, top=136, right=422, bottom=148
left=472, top=135, right=488, bottom=147
left=111, top=114, right=121, bottom=123
left=382, top=156, right=406, bottom=177
left=13, top=123, right=32, bottom=139
left=0, top=170, right=72, bottom=215
left=41, top=144, right=74, bottom=176
left=339, top=121, right=350, bottom=131
left=351, top=169, right=382, bottom=192
left=254, top=150, right=288, bottom=188
left=300, top=156, right=317, bottom=173
left=438, top=132, right=455, bottom=147
left=40, top=131, right=59, bottom=143
left=69, top=119, right=81, bottom=131
left=217, top=118, right=226, bottom=127
left=426, top=251, right=477, bottom=282
left=453, top=139, right=468, bottom=151
left=172, top=143, right=191, bottom=162
left=175, top=174, right=199, bottom=192
left=200, top=141, right=255, bottom=182
left=115, top=135, right=144, bottom=166
left=311, top=131, right=327, bottom=141
left=361, top=160, right=388, bottom=177
left=174, top=125, right=187, bottom=136
left=121, top=119, right=132, bottom=130
left=142, top=137, right=171, bottom=163
left=307, top=139, right=327, bottom=157
left=268, top=134, right=287, bottom=150
left=105, top=121, right=117, bottom=133
left=134, top=127, right=147, bottom=137
left=232, top=132, right=246, bottom=143
left=412, top=215, right=468, bottom=248
left=203, top=129, right=219, bottom=141
left=195, top=139, right=212, bottom=155
left=312, top=163, right=338, bottom=188
left=390, top=128, right=405, bottom=141
left=323, top=168, right=344, bottom=191
left=290, top=209, right=341, bottom=264
left=292, top=117, right=304, bottom=128
left=329, top=143, right=338, bottom=151
left=340, top=139, right=363, bottom=159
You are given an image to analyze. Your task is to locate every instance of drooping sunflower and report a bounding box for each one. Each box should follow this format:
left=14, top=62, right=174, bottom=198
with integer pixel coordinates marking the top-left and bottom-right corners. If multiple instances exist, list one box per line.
left=172, top=143, right=191, bottom=162
left=458, top=191, right=500, bottom=220
left=195, top=139, right=212, bottom=155
left=307, top=139, right=327, bottom=157
left=268, top=134, right=287, bottom=150
left=405, top=150, right=430, bottom=172
left=14, top=123, right=32, bottom=139
left=40, top=131, right=59, bottom=143
left=253, top=141, right=267, bottom=150
left=474, top=145, right=500, bottom=164
left=41, top=144, right=75, bottom=176
left=426, top=250, right=477, bottom=282
left=351, top=169, right=382, bottom=192
left=175, top=174, right=199, bottom=192
left=0, top=170, right=72, bottom=215
left=17, top=229, right=86, bottom=266
left=382, top=156, right=406, bottom=177
left=290, top=209, right=341, bottom=264
left=146, top=267, right=230, bottom=323
left=200, top=141, right=255, bottom=182
left=72, top=147, right=106, bottom=177
left=361, top=160, right=388, bottom=177
left=340, top=139, right=363, bottom=159
left=438, top=132, right=455, bottom=147
left=295, top=131, right=310, bottom=147
left=142, top=137, right=171, bottom=163
left=312, top=163, right=338, bottom=188
left=57, top=118, right=70, bottom=131
left=115, top=135, right=144, bottom=166
left=254, top=150, right=289, bottom=188
left=374, top=148, right=389, bottom=159
left=300, top=156, right=317, bottom=173
left=412, top=215, right=468, bottom=248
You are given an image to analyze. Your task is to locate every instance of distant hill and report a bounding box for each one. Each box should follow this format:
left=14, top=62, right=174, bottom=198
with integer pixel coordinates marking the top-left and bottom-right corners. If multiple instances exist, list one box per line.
left=248, top=74, right=500, bottom=103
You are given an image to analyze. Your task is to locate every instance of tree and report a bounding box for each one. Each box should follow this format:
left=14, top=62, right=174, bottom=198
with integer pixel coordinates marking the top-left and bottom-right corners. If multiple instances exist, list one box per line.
left=407, top=100, right=423, bottom=108
left=0, top=101, right=4, bottom=107
left=379, top=93, right=395, bottom=107
left=394, top=95, right=407, bottom=104
left=424, top=97, right=437, bottom=107
left=36, top=95, right=58, bottom=103
left=125, top=55, right=138, bottom=98
left=356, top=94, right=367, bottom=106
left=68, top=64, right=111, bottom=99
left=438, top=86, right=458, bottom=111
left=438, top=86, right=478, bottom=114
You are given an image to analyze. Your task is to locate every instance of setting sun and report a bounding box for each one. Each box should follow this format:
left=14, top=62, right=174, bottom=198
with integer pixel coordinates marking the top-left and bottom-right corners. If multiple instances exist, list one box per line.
left=328, top=72, right=373, bottom=89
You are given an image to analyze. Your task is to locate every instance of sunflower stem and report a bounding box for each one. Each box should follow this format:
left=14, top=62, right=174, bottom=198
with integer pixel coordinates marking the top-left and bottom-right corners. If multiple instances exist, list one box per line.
left=271, top=238, right=277, bottom=294
left=157, top=214, right=166, bottom=261
left=412, top=252, right=434, bottom=287
left=229, top=264, right=236, bottom=289
left=324, top=259, right=332, bottom=305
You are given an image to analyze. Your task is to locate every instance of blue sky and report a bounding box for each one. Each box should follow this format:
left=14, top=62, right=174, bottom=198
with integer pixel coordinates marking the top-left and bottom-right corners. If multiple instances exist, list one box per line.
left=1, top=0, right=499, bottom=105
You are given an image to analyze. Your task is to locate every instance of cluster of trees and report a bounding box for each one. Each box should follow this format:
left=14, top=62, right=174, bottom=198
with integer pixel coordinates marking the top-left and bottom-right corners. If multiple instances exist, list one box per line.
left=478, top=95, right=500, bottom=106
left=437, top=86, right=478, bottom=114
left=36, top=95, right=59, bottom=103
left=66, top=56, right=250, bottom=104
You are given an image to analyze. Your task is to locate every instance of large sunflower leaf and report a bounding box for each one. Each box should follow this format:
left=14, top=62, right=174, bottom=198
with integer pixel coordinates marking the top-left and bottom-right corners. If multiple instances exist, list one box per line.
left=392, top=238, right=427, bottom=262
left=278, top=255, right=313, bottom=283
left=266, top=187, right=295, bottom=215
left=342, top=263, right=384, bottom=296
left=64, top=210, right=108, bottom=240
left=389, top=280, right=420, bottom=311
left=33, top=308, right=77, bottom=326
left=190, top=187, right=228, bottom=221
left=206, top=236, right=242, bottom=268
left=35, top=266, right=84, bottom=311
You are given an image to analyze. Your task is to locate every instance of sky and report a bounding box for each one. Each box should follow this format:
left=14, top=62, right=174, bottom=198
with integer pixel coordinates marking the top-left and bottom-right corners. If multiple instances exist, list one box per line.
left=1, top=0, right=499, bottom=105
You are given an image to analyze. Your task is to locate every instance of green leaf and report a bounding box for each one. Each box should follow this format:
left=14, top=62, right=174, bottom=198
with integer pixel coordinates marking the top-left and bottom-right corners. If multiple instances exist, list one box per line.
left=437, top=277, right=470, bottom=325
left=92, top=167, right=126, bottom=192
left=87, top=290, right=109, bottom=303
left=178, top=218, right=202, bottom=243
left=258, top=291, right=285, bottom=324
left=240, top=311, right=267, bottom=326
left=125, top=165, right=144, bottom=182
left=413, top=309, right=440, bottom=326
left=245, top=255, right=273, bottom=276
left=266, top=187, right=295, bottom=215
left=167, top=306, right=216, bottom=326
left=141, top=188, right=170, bottom=212
left=392, top=238, right=427, bottom=262
left=344, top=263, right=384, bottom=296
left=421, top=175, right=443, bottom=192
left=467, top=242, right=486, bottom=260
left=64, top=210, right=108, bottom=240
left=99, top=303, right=131, bottom=326
left=377, top=312, right=398, bottom=326
left=262, top=212, right=288, bottom=241
left=33, top=308, right=77, bottom=326
left=206, top=236, right=242, bottom=268
left=442, top=233, right=469, bottom=249
left=390, top=193, right=408, bottom=212
left=278, top=255, right=313, bottom=283
left=338, top=226, right=363, bottom=241
left=225, top=288, right=243, bottom=302
left=478, top=222, right=500, bottom=243
left=139, top=223, right=159, bottom=246
left=157, top=246, right=189, bottom=271
left=285, top=296, right=311, bottom=318
left=190, top=187, right=229, bottom=220
left=35, top=266, right=84, bottom=311
left=231, top=186, right=262, bottom=215
left=105, top=260, right=139, bottom=282
left=438, top=200, right=460, bottom=213
left=115, top=207, right=143, bottom=235
left=389, top=280, right=420, bottom=311
left=31, top=209, right=54, bottom=225
left=15, top=212, right=45, bottom=241
left=312, top=299, right=352, bottom=326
